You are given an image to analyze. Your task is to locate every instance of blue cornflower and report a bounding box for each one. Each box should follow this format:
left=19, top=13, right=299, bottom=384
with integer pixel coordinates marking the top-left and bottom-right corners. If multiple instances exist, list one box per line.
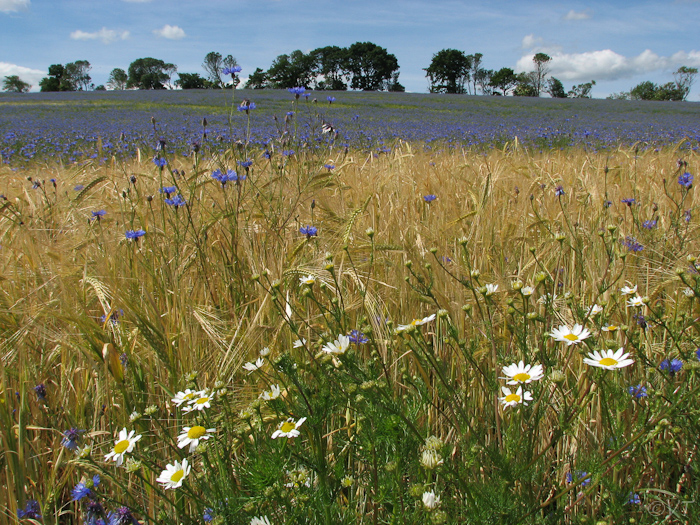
left=237, top=101, right=256, bottom=112
left=85, top=499, right=106, bottom=525
left=238, top=160, right=253, bottom=168
left=108, top=506, right=138, bottom=525
left=50, top=178, right=57, bottom=185
left=323, top=164, right=335, bottom=170
left=72, top=481, right=92, bottom=501
left=348, top=330, right=369, bottom=344
left=696, top=348, right=700, bottom=361
left=628, top=384, right=647, bottom=398
left=222, top=66, right=242, bottom=76
left=660, top=358, right=683, bottom=375
left=32, top=181, right=41, bottom=189
left=203, top=508, right=215, bottom=523
left=423, top=194, right=437, bottom=203
left=685, top=210, right=691, bottom=223
left=555, top=185, right=565, bottom=197
left=91, top=210, right=107, bottom=220
left=678, top=172, right=693, bottom=189
left=566, top=471, right=591, bottom=486
left=74, top=185, right=85, bottom=191
left=100, top=309, right=123, bottom=325
left=282, top=150, right=295, bottom=157
left=125, top=229, right=146, bottom=240
left=165, top=194, right=186, bottom=208
left=603, top=200, right=612, bottom=208
left=152, top=157, right=167, bottom=168
left=34, top=383, right=47, bottom=401
left=288, top=86, right=306, bottom=98
left=286, top=111, right=294, bottom=117
left=621, top=198, right=636, bottom=206
left=159, top=186, right=176, bottom=197
left=642, top=219, right=657, bottom=229
left=61, top=427, right=84, bottom=451
left=300, top=225, right=318, bottom=238
left=327, top=96, right=336, bottom=104
left=17, top=500, right=41, bottom=520
left=627, top=493, right=641, bottom=505
left=621, top=236, right=643, bottom=252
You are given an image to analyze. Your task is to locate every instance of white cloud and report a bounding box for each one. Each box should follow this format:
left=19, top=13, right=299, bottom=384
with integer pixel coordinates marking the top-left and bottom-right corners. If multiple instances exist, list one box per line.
left=70, top=27, right=130, bottom=44
left=521, top=34, right=543, bottom=50
left=153, top=24, right=186, bottom=40
left=0, top=0, right=29, bottom=13
left=563, top=10, right=591, bottom=21
left=0, top=62, right=44, bottom=90
left=516, top=49, right=700, bottom=81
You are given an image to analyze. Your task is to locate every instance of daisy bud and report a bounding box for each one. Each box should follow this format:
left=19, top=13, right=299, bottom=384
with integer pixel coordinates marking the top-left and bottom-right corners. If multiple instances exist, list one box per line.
left=430, top=247, right=437, bottom=254
left=550, top=370, right=565, bottom=384
left=470, top=269, right=480, bottom=278
left=535, top=272, right=547, bottom=283
left=686, top=254, right=696, bottom=263
left=366, top=227, right=375, bottom=238
left=675, top=267, right=685, bottom=275
left=555, top=232, right=566, bottom=242
left=526, top=312, right=538, bottom=320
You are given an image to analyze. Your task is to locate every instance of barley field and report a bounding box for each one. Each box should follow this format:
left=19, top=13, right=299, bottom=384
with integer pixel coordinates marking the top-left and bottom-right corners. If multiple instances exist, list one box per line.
left=1, top=89, right=699, bottom=524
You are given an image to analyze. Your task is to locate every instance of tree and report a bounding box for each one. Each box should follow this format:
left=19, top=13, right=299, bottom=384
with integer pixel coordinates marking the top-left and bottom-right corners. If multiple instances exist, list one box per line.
left=127, top=58, right=174, bottom=90
left=387, top=72, right=405, bottom=92
left=39, top=64, right=64, bottom=91
left=424, top=49, right=472, bottom=94
left=202, top=52, right=224, bottom=87
left=673, top=66, right=698, bottom=101
left=468, top=53, right=484, bottom=95
left=474, top=67, right=493, bottom=95
left=310, top=46, right=348, bottom=90
left=345, top=42, right=400, bottom=91
left=545, top=77, right=567, bottom=98
left=2, top=75, right=31, bottom=93
left=531, top=53, right=551, bottom=96
left=654, top=82, right=684, bottom=101
left=630, top=80, right=658, bottom=100
left=107, top=68, right=128, bottom=90
left=175, top=73, right=208, bottom=89
left=245, top=68, right=268, bottom=89
left=266, top=50, right=316, bottom=89
left=513, top=72, right=537, bottom=96
left=64, top=60, right=91, bottom=91
left=568, top=80, right=596, bottom=98
left=163, top=63, right=178, bottom=89
left=489, top=67, right=517, bottom=96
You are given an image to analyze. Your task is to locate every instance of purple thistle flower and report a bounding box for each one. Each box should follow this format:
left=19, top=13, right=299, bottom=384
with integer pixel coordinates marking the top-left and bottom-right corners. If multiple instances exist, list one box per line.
left=678, top=172, right=693, bottom=189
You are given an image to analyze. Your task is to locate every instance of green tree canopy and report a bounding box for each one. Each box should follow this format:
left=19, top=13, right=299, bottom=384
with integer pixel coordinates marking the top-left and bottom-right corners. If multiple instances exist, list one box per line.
left=345, top=42, right=400, bottom=91
left=244, top=68, right=268, bottom=89
left=424, top=49, right=472, bottom=94
left=107, top=68, right=128, bottom=90
left=310, top=46, right=348, bottom=90
left=175, top=73, right=209, bottom=89
left=489, top=67, right=517, bottom=96
left=531, top=52, right=551, bottom=96
left=2, top=75, right=31, bottom=93
left=127, top=58, right=175, bottom=90
left=266, top=50, right=316, bottom=89
left=568, top=80, right=596, bottom=98
left=545, top=77, right=567, bottom=98
left=673, top=66, right=698, bottom=101
left=39, top=61, right=91, bottom=91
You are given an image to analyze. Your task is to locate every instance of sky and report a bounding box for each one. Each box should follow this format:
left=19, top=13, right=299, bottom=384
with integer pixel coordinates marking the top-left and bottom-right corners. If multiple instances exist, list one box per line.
left=1, top=0, right=700, bottom=99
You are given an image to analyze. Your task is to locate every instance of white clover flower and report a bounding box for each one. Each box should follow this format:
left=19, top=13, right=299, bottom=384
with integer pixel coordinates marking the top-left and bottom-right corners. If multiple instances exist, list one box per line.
left=156, top=458, right=190, bottom=490
left=242, top=357, right=265, bottom=373
left=499, top=386, right=533, bottom=408
left=271, top=417, right=307, bottom=439
left=396, top=314, right=436, bottom=332
left=549, top=324, right=591, bottom=345
left=501, top=361, right=544, bottom=385
left=583, top=348, right=634, bottom=370
left=322, top=335, right=350, bottom=355
left=259, top=384, right=281, bottom=401
left=104, top=428, right=141, bottom=467
left=177, top=425, right=216, bottom=452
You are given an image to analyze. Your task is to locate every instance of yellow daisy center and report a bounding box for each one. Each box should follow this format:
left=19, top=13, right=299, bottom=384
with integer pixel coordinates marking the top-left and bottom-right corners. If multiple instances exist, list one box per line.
left=183, top=392, right=196, bottom=400
left=195, top=397, right=209, bottom=405
left=170, top=469, right=184, bottom=483
left=113, top=439, right=130, bottom=454
left=512, top=372, right=531, bottom=382
left=505, top=393, right=521, bottom=403
left=280, top=421, right=296, bottom=433
left=187, top=426, right=206, bottom=439
left=599, top=357, right=618, bottom=367
left=410, top=319, right=420, bottom=326
left=606, top=325, right=618, bottom=331
left=564, top=333, right=579, bottom=341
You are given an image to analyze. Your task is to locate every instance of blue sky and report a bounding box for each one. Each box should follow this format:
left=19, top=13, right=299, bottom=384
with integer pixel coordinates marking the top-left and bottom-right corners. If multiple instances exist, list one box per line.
left=2, top=0, right=699, bottom=98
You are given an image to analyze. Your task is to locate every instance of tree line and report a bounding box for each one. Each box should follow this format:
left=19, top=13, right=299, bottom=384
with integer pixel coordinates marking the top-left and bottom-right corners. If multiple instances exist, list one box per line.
left=2, top=44, right=697, bottom=101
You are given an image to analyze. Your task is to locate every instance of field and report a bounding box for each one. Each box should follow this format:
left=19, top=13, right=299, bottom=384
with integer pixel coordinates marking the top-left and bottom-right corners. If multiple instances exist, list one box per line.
left=1, top=89, right=700, bottom=525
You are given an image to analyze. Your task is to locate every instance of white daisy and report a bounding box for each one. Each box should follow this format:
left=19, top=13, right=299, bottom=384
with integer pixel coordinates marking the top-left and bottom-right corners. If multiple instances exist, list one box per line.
left=422, top=491, right=440, bottom=510
left=104, top=428, right=141, bottom=467
left=601, top=324, right=619, bottom=332
left=583, top=348, right=634, bottom=370
left=171, top=389, right=200, bottom=407
left=499, top=386, right=533, bottom=408
left=322, top=335, right=350, bottom=355
left=259, top=346, right=271, bottom=357
left=521, top=286, right=535, bottom=296
left=484, top=283, right=499, bottom=296
left=250, top=517, right=271, bottom=525
left=538, top=293, right=558, bottom=305
left=626, top=295, right=645, bottom=308
left=182, top=391, right=212, bottom=413
left=177, top=425, right=216, bottom=452
left=156, top=458, right=191, bottom=489
left=501, top=361, right=544, bottom=385
left=293, top=338, right=307, bottom=348
left=549, top=324, right=591, bottom=345
left=683, top=287, right=695, bottom=297
left=242, top=357, right=265, bottom=373
left=586, top=304, right=603, bottom=317
left=271, top=417, right=307, bottom=439
left=396, top=314, right=436, bottom=332
left=259, top=384, right=282, bottom=401
left=620, top=284, right=638, bottom=296
left=299, top=275, right=316, bottom=285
